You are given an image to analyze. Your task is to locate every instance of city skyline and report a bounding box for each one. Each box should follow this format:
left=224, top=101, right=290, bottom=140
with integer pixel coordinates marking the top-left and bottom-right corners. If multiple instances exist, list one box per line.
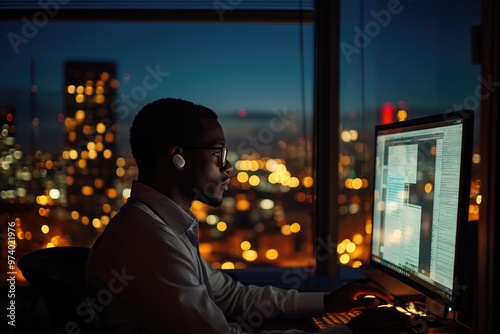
left=0, top=20, right=315, bottom=154
left=0, top=0, right=482, bottom=154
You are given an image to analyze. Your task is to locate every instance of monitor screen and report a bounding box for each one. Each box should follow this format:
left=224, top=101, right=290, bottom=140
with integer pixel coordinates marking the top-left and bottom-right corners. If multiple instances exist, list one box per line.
left=370, top=110, right=474, bottom=311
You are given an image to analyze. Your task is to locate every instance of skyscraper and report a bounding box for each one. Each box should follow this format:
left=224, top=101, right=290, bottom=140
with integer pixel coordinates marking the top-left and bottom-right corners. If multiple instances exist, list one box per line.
left=63, top=61, right=119, bottom=228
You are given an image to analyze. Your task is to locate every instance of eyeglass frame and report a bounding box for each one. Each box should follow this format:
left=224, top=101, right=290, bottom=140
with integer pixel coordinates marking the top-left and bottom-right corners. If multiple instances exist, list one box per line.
left=182, top=145, right=229, bottom=168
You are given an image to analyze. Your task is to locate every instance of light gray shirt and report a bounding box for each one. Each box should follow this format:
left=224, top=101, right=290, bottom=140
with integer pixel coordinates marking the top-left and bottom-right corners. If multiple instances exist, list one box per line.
left=86, top=180, right=352, bottom=334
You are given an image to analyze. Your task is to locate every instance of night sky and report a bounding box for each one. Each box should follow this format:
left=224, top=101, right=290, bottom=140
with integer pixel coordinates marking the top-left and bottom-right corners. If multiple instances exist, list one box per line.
left=0, top=0, right=481, bottom=155
left=0, top=21, right=315, bottom=154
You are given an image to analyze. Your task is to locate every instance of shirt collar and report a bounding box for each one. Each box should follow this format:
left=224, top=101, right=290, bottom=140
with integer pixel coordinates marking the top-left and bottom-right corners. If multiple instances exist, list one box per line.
left=129, top=180, right=198, bottom=235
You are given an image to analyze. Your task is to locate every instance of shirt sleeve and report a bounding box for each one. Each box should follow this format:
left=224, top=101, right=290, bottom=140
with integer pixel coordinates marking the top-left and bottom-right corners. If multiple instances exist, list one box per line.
left=207, top=260, right=325, bottom=320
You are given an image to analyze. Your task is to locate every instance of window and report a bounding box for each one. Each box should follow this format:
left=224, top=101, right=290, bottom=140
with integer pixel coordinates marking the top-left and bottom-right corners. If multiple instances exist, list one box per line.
left=0, top=2, right=316, bottom=279
left=1, top=0, right=482, bottom=280
left=338, top=0, right=481, bottom=268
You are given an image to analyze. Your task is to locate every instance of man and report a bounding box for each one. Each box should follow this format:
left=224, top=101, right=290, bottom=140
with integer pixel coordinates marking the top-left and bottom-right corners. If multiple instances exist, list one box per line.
left=86, top=98, right=392, bottom=334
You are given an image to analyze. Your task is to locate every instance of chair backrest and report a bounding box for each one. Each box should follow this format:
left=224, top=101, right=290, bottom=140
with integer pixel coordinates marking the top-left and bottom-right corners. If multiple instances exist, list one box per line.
left=18, top=246, right=105, bottom=334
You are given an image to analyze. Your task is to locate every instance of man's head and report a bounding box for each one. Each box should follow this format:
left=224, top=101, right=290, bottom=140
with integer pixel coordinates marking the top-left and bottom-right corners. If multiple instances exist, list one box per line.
left=130, top=98, right=232, bottom=209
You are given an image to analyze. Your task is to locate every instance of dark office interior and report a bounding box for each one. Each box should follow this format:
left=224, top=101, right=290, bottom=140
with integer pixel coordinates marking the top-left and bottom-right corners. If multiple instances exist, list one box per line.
left=0, top=0, right=499, bottom=333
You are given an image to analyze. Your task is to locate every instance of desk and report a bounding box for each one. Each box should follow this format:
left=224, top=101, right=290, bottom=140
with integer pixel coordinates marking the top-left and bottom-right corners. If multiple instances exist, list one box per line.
left=232, top=318, right=317, bottom=332
left=225, top=267, right=472, bottom=333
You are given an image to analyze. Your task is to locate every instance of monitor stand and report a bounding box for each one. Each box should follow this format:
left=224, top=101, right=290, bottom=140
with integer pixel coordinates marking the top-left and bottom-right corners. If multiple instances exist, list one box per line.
left=361, top=269, right=472, bottom=334
left=405, top=298, right=471, bottom=334
left=419, top=316, right=471, bottom=334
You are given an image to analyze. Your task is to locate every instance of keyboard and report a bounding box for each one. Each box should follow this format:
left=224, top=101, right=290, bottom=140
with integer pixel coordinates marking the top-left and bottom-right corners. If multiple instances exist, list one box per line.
left=311, top=309, right=362, bottom=329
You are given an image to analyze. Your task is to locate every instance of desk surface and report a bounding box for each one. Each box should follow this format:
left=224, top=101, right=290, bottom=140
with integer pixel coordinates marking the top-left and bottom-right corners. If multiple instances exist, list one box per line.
left=234, top=318, right=317, bottom=332
left=225, top=266, right=472, bottom=334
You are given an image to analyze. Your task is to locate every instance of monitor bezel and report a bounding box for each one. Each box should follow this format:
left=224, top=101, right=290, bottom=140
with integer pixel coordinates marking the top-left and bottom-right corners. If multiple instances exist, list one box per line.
left=369, top=109, right=474, bottom=313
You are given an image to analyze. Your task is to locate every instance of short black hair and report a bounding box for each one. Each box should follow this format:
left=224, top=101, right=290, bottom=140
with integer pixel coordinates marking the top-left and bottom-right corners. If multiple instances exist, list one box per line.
left=130, top=98, right=217, bottom=175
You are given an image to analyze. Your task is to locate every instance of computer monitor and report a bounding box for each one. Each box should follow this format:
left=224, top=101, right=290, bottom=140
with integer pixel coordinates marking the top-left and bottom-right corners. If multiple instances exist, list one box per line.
left=370, top=110, right=475, bottom=318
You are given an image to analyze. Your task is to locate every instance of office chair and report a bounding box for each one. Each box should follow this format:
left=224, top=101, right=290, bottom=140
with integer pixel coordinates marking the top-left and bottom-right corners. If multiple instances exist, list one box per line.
left=18, top=246, right=105, bottom=334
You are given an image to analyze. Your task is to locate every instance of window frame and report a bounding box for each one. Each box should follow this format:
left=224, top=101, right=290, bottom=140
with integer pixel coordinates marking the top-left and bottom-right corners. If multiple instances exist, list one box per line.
left=1, top=3, right=334, bottom=275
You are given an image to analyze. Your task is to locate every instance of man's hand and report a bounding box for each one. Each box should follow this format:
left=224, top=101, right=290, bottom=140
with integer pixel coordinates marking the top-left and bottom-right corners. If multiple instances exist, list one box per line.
left=324, top=281, right=394, bottom=313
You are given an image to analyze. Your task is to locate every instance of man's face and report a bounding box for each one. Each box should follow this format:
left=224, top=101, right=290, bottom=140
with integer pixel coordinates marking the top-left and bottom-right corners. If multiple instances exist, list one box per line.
left=182, top=119, right=232, bottom=207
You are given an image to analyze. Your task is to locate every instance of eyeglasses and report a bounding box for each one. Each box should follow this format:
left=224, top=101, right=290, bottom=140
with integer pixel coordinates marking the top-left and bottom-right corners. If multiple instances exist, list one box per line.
left=183, top=145, right=229, bottom=168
